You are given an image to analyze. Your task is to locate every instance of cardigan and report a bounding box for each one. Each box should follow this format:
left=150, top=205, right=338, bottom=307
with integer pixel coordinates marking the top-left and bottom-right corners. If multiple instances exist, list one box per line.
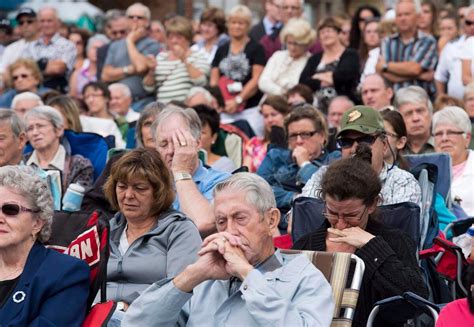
left=299, top=48, right=360, bottom=103
left=0, top=242, right=89, bottom=326
left=293, top=219, right=429, bottom=327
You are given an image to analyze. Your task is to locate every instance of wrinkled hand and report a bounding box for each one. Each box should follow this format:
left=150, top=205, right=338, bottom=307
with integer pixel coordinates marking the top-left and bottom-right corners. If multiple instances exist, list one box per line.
left=145, top=54, right=157, bottom=71
left=292, top=146, right=310, bottom=167
left=224, top=99, right=239, bottom=114
left=193, top=242, right=231, bottom=281
left=171, top=128, right=198, bottom=174
left=127, top=26, right=147, bottom=43
left=327, top=227, right=375, bottom=249
left=171, top=44, right=188, bottom=62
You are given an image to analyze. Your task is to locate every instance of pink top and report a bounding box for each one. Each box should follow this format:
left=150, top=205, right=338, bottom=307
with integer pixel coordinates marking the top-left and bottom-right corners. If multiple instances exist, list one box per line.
left=244, top=137, right=268, bottom=173
left=452, top=160, right=468, bottom=181
left=436, top=298, right=474, bottom=327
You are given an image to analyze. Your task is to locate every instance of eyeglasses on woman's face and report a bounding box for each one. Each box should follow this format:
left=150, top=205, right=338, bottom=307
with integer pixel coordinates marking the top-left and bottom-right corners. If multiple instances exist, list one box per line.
left=324, top=203, right=368, bottom=223
left=0, top=203, right=40, bottom=217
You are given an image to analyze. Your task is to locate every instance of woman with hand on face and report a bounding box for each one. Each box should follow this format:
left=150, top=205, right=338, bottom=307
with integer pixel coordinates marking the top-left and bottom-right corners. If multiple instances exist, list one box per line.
left=143, top=16, right=210, bottom=104
left=433, top=106, right=474, bottom=216
left=243, top=95, right=291, bottom=172
left=24, top=106, right=94, bottom=192
left=258, top=18, right=315, bottom=97
left=0, top=166, right=89, bottom=326
left=210, top=5, right=266, bottom=116
left=299, top=17, right=360, bottom=112
left=293, top=144, right=428, bottom=327
left=103, top=148, right=202, bottom=323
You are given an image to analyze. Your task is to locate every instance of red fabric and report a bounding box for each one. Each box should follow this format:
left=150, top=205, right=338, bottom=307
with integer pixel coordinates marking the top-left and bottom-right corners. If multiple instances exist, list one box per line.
left=82, top=301, right=116, bottom=327
left=217, top=76, right=246, bottom=113
left=273, top=234, right=293, bottom=249
left=436, top=298, right=474, bottom=327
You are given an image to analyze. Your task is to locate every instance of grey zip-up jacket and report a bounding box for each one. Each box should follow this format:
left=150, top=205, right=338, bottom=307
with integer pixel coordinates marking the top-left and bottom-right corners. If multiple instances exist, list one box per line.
left=106, top=209, right=202, bottom=304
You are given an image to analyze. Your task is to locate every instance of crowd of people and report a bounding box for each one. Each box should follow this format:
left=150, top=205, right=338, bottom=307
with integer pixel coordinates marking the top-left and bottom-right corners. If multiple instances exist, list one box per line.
left=0, top=0, right=473, bottom=326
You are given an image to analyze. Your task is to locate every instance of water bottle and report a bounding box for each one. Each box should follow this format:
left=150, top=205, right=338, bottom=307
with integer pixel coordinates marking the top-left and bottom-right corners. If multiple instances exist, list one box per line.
left=62, top=183, right=85, bottom=212
left=454, top=224, right=474, bottom=259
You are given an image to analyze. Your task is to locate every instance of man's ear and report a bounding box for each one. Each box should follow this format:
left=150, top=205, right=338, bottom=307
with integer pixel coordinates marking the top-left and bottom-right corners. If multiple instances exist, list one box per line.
left=267, top=208, right=280, bottom=232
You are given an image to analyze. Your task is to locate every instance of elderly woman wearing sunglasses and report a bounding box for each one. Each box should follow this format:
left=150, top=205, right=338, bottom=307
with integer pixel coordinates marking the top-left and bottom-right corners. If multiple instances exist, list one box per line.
left=0, top=165, right=89, bottom=325
left=293, top=145, right=428, bottom=326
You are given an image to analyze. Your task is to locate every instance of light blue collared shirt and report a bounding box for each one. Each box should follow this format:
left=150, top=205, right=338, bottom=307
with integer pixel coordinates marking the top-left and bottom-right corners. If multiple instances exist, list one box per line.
left=123, top=250, right=334, bottom=326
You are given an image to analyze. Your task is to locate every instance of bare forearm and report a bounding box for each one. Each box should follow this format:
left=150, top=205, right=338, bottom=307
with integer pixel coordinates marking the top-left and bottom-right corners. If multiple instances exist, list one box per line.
left=126, top=39, right=148, bottom=74
left=382, top=71, right=410, bottom=83
left=385, top=61, right=422, bottom=77
left=175, top=180, right=216, bottom=234
left=173, top=264, right=204, bottom=293
left=210, top=68, right=219, bottom=86
left=101, top=65, right=128, bottom=82
left=435, top=80, right=446, bottom=95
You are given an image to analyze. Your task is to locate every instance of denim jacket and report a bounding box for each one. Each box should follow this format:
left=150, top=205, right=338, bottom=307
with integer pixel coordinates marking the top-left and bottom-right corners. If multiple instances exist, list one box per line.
left=257, top=146, right=340, bottom=213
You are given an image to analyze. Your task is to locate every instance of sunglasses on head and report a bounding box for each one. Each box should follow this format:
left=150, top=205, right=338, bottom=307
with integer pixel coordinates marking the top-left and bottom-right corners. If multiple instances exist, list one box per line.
left=337, top=133, right=381, bottom=149
left=1, top=203, right=40, bottom=216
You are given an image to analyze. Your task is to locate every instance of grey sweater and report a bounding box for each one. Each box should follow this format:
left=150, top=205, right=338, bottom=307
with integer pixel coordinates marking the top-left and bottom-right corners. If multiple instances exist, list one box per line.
left=106, top=209, right=202, bottom=304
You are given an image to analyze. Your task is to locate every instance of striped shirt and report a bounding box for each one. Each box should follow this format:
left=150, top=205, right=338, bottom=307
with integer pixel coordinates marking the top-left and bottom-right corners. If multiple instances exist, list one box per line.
left=381, top=31, right=437, bottom=96
left=145, top=48, right=210, bottom=103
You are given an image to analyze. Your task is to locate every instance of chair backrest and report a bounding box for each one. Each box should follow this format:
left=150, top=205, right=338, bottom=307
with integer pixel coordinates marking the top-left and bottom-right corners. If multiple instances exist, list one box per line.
left=405, top=153, right=452, bottom=205
left=292, top=197, right=421, bottom=246
left=212, top=123, right=249, bottom=167
left=281, top=250, right=365, bottom=326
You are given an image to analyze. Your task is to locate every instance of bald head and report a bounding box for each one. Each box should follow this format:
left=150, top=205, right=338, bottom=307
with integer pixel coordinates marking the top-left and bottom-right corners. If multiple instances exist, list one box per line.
left=38, top=6, right=60, bottom=37
left=361, top=74, right=393, bottom=110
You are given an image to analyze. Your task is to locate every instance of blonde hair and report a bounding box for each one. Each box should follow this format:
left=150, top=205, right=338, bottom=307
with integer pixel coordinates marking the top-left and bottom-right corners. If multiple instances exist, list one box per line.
left=227, top=5, right=252, bottom=26
left=165, top=16, right=193, bottom=42
left=280, top=18, right=316, bottom=46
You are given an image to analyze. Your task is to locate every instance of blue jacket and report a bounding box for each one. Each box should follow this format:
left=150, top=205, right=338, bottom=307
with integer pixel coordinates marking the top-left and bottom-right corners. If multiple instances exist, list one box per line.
left=257, top=146, right=340, bottom=212
left=0, top=242, right=90, bottom=326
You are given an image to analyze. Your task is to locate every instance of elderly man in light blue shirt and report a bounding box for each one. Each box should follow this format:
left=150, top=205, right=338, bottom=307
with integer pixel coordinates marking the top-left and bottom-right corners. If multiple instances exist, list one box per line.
left=152, top=104, right=229, bottom=235
left=123, top=173, right=334, bottom=326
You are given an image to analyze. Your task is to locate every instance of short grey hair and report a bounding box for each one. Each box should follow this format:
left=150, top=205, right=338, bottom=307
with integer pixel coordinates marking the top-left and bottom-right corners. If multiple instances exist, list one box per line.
left=104, top=9, right=125, bottom=26
left=126, top=2, right=151, bottom=20
left=213, top=173, right=276, bottom=217
left=151, top=104, right=202, bottom=142
left=0, top=165, right=54, bottom=243
left=432, top=106, right=471, bottom=135
left=109, top=83, right=132, bottom=98
left=25, top=105, right=64, bottom=129
left=11, top=92, right=43, bottom=109
left=466, top=5, right=474, bottom=17
left=394, top=86, right=433, bottom=115
left=396, top=0, right=421, bottom=14
left=0, top=109, right=25, bottom=137
left=86, top=34, right=109, bottom=52
left=186, top=87, right=214, bottom=106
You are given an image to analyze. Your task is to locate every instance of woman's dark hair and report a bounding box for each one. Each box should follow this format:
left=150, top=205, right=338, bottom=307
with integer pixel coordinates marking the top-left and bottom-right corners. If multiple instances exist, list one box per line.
left=193, top=104, right=220, bottom=135
left=317, top=17, right=342, bottom=35
left=103, top=148, right=175, bottom=217
left=380, top=109, right=409, bottom=170
left=359, top=18, right=380, bottom=66
left=286, top=84, right=314, bottom=105
left=261, top=95, right=291, bottom=141
left=421, top=0, right=438, bottom=36
left=82, top=81, right=110, bottom=100
left=69, top=27, right=91, bottom=58
left=46, top=95, right=83, bottom=133
left=465, top=263, right=474, bottom=313
left=321, top=143, right=381, bottom=207
left=349, top=5, right=381, bottom=49
left=284, top=105, right=328, bottom=144
left=201, top=7, right=227, bottom=35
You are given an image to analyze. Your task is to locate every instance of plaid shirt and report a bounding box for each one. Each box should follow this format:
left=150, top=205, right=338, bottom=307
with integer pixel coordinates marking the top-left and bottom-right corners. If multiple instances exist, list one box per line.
left=381, top=30, right=437, bottom=96
left=23, top=33, right=76, bottom=72
left=302, top=163, right=422, bottom=209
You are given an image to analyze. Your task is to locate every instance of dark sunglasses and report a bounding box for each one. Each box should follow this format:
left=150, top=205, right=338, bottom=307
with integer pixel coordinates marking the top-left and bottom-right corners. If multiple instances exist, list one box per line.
left=18, top=19, right=35, bottom=26
left=127, top=15, right=146, bottom=20
left=465, top=20, right=474, bottom=26
left=1, top=203, right=40, bottom=216
left=337, top=134, right=381, bottom=149
left=12, top=74, right=30, bottom=81
left=111, top=29, right=127, bottom=36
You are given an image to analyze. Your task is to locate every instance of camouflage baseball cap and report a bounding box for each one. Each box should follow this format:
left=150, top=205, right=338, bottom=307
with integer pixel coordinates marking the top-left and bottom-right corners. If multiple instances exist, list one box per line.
left=337, top=105, right=385, bottom=138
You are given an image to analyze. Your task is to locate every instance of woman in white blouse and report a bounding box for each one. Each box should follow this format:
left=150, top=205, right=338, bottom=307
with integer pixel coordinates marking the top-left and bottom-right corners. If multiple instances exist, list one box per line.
left=258, top=18, right=316, bottom=96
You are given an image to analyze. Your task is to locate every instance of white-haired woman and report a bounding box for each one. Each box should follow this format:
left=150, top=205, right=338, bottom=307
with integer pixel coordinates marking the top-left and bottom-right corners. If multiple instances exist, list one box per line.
left=433, top=106, right=474, bottom=216
left=210, top=5, right=265, bottom=115
left=24, top=106, right=94, bottom=192
left=258, top=18, right=316, bottom=96
left=0, top=165, right=89, bottom=325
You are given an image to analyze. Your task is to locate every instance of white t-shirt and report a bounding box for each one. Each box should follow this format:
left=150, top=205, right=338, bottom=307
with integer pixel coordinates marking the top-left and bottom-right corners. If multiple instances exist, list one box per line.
left=0, top=39, right=28, bottom=73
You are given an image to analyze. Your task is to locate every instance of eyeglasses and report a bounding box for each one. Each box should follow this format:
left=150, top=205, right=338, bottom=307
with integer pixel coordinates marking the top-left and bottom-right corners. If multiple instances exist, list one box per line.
left=432, top=130, right=465, bottom=138
left=0, top=203, right=40, bottom=216
left=465, top=20, right=474, bottom=26
left=337, top=134, right=380, bottom=149
left=26, top=123, right=53, bottom=133
left=18, top=19, right=35, bottom=26
left=84, top=92, right=104, bottom=99
left=288, top=130, right=318, bottom=141
left=282, top=5, right=301, bottom=11
left=127, top=15, right=146, bottom=20
left=111, top=29, right=127, bottom=37
left=324, top=203, right=368, bottom=223
left=385, top=131, right=399, bottom=139
left=12, top=74, right=30, bottom=81
left=286, top=41, right=305, bottom=47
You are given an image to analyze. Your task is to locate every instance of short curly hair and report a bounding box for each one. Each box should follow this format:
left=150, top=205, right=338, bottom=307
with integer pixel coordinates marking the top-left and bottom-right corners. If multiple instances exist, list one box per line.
left=0, top=165, right=54, bottom=243
left=103, top=148, right=175, bottom=217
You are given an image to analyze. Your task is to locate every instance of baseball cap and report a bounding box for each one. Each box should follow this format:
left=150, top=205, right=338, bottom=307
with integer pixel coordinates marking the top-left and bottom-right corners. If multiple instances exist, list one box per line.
left=16, top=7, right=37, bottom=21
left=337, top=105, right=385, bottom=138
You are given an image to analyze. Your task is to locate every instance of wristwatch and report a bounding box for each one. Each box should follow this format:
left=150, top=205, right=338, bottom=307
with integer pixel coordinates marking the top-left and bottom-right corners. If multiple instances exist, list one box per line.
left=174, top=172, right=193, bottom=182
left=122, top=66, right=130, bottom=75
left=116, top=301, right=126, bottom=312
left=235, top=95, right=243, bottom=105
left=382, top=62, right=389, bottom=72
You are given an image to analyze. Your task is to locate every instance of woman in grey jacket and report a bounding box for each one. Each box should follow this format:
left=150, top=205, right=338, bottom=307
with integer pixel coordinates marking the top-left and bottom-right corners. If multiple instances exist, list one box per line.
left=103, top=148, right=202, bottom=316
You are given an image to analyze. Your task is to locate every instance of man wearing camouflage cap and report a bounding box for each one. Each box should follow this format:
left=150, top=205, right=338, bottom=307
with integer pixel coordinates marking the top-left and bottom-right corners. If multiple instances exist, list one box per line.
left=301, top=105, right=421, bottom=209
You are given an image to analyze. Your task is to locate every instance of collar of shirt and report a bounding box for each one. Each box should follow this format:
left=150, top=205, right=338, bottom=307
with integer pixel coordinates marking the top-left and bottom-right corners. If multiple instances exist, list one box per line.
left=26, top=144, right=66, bottom=171
left=263, top=16, right=282, bottom=36
left=35, top=32, right=61, bottom=46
